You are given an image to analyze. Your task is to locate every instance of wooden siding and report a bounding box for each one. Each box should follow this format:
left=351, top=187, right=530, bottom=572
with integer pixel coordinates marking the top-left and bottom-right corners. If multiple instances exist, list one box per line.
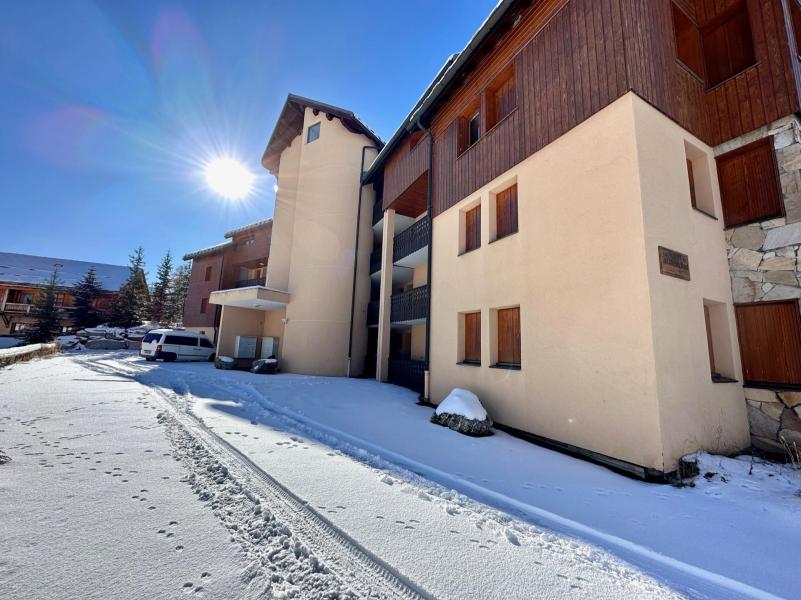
left=735, top=301, right=801, bottom=386
left=380, top=0, right=800, bottom=218
left=716, top=136, right=784, bottom=226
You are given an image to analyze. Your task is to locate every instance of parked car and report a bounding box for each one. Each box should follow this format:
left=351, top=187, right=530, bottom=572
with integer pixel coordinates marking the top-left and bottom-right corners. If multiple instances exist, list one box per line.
left=139, top=329, right=216, bottom=362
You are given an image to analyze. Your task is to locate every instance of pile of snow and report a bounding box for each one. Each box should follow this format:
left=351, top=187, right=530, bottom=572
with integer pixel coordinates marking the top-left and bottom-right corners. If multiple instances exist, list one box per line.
left=80, top=324, right=126, bottom=338
left=219, top=356, right=234, bottom=363
left=0, top=342, right=56, bottom=362
left=435, top=388, right=488, bottom=420
left=432, top=388, right=492, bottom=436
left=56, top=335, right=80, bottom=348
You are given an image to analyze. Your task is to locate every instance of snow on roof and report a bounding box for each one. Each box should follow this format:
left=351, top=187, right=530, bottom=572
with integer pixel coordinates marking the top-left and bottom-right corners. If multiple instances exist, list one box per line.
left=0, top=252, right=129, bottom=291
left=223, top=218, right=273, bottom=239
left=182, top=240, right=232, bottom=261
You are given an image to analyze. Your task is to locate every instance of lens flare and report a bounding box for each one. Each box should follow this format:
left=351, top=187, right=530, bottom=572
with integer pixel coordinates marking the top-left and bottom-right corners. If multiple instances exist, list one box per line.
left=204, top=157, right=254, bottom=199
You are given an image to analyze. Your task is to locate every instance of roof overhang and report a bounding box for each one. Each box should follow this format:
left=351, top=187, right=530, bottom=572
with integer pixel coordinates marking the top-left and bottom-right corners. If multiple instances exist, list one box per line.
left=261, top=94, right=383, bottom=175
left=209, top=286, right=289, bottom=311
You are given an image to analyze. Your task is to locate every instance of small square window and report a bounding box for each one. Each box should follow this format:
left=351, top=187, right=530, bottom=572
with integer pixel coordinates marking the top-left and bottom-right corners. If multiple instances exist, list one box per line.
left=242, top=238, right=255, bottom=246
left=307, top=122, right=321, bottom=143
left=468, top=113, right=480, bottom=147
left=703, top=300, right=736, bottom=383
left=200, top=298, right=208, bottom=314
left=456, top=98, right=481, bottom=156
left=684, top=141, right=715, bottom=217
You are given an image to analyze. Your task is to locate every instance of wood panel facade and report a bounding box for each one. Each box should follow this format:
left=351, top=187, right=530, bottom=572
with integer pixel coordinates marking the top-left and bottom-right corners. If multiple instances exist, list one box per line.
left=379, top=0, right=801, bottom=218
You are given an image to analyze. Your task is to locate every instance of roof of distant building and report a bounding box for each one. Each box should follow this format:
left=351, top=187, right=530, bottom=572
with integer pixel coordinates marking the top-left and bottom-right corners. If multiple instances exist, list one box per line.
left=0, top=252, right=129, bottom=291
left=182, top=240, right=232, bottom=261
left=223, top=218, right=273, bottom=239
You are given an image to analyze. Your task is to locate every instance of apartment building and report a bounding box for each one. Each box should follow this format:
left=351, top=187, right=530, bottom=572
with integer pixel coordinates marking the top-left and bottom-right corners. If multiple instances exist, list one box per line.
left=0, top=252, right=128, bottom=335
left=362, top=0, right=801, bottom=477
left=207, top=95, right=382, bottom=376
left=182, top=219, right=273, bottom=340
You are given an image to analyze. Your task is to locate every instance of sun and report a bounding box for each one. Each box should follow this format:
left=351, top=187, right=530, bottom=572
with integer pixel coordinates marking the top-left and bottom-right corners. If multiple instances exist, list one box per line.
left=204, top=157, right=254, bottom=200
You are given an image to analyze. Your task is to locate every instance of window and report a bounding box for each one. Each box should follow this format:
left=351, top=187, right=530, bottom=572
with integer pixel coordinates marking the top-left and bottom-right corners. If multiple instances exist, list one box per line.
left=703, top=301, right=736, bottom=383
left=199, top=338, right=214, bottom=348
left=495, top=184, right=518, bottom=240
left=791, top=0, right=801, bottom=59
left=200, top=298, right=208, bottom=314
left=495, top=307, right=521, bottom=368
left=142, top=332, right=162, bottom=343
left=463, top=204, right=481, bottom=253
left=164, top=335, right=198, bottom=346
left=456, top=99, right=481, bottom=156
left=307, top=122, right=320, bottom=143
left=735, top=301, right=801, bottom=386
left=54, top=292, right=65, bottom=307
left=701, top=1, right=756, bottom=88
left=204, top=266, right=212, bottom=281
left=242, top=237, right=255, bottom=246
left=486, top=64, right=516, bottom=130
left=716, top=137, right=783, bottom=227
left=8, top=290, right=33, bottom=304
left=672, top=3, right=703, bottom=79
left=684, top=141, right=715, bottom=217
left=11, top=322, right=30, bottom=333
left=463, top=311, right=481, bottom=364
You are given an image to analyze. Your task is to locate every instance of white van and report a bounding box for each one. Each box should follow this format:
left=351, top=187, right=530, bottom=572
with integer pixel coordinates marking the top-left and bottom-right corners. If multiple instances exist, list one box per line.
left=139, top=329, right=216, bottom=362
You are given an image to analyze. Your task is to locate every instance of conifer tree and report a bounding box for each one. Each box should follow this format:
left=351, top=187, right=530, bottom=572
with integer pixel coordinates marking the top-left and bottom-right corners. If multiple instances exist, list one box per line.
left=164, top=263, right=190, bottom=325
left=72, top=266, right=102, bottom=329
left=109, top=247, right=150, bottom=327
left=27, top=269, right=63, bottom=343
left=149, top=250, right=173, bottom=324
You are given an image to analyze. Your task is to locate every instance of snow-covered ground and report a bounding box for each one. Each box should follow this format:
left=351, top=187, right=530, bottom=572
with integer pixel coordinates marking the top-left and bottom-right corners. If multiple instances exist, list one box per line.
left=3, top=352, right=799, bottom=599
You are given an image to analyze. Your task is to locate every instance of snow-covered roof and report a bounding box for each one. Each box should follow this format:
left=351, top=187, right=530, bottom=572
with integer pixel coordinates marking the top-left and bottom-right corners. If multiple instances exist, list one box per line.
left=0, top=252, right=129, bottom=291
left=224, top=218, right=273, bottom=239
left=182, top=240, right=232, bottom=261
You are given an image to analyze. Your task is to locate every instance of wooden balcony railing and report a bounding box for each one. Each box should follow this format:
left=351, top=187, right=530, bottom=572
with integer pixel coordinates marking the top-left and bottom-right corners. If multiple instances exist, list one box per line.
left=3, top=303, right=33, bottom=313
left=393, top=217, right=429, bottom=263
left=388, top=358, right=425, bottom=393
left=390, top=285, right=428, bottom=323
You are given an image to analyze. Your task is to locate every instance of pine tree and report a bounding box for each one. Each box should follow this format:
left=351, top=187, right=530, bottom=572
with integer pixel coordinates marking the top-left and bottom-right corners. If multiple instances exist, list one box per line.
left=72, top=267, right=102, bottom=329
left=109, top=246, right=150, bottom=327
left=26, top=269, right=63, bottom=343
left=149, top=250, right=173, bottom=324
left=164, top=263, right=191, bottom=325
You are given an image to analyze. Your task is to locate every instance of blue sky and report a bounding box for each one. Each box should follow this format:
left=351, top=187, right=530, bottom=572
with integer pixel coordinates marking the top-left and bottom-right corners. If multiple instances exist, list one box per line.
left=0, top=0, right=496, bottom=277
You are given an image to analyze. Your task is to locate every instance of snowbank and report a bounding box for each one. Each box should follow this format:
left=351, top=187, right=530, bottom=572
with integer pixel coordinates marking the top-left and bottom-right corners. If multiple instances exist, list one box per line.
left=0, top=343, right=57, bottom=366
left=435, top=388, right=487, bottom=420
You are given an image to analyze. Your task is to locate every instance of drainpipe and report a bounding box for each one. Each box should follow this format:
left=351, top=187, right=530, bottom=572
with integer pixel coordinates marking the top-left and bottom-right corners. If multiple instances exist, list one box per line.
left=415, top=120, right=434, bottom=403
left=347, top=145, right=379, bottom=377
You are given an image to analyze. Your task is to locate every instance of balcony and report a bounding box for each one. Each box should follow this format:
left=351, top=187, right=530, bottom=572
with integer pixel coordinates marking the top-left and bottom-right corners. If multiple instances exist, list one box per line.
left=234, top=278, right=265, bottom=288
left=393, top=217, right=429, bottom=265
left=3, top=302, right=33, bottom=313
left=388, top=358, right=425, bottom=394
left=390, top=285, right=427, bottom=323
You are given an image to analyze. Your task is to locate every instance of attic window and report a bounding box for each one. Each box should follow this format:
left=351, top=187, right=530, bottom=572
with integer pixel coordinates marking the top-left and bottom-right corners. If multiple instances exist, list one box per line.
left=486, top=64, right=516, bottom=130
left=307, top=122, right=321, bottom=143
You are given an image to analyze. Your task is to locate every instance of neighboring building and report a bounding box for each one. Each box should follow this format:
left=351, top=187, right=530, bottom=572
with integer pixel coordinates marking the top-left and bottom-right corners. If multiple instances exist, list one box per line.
left=0, top=252, right=128, bottom=335
left=362, top=0, right=801, bottom=477
left=207, top=95, right=382, bottom=376
left=182, top=219, right=273, bottom=340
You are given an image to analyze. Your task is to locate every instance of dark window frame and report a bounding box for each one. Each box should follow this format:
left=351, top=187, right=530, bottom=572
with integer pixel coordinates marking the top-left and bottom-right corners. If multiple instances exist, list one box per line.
left=306, top=121, right=321, bottom=143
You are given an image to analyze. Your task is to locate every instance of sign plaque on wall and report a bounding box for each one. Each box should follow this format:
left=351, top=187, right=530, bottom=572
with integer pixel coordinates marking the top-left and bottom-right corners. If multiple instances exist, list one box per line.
left=658, top=246, right=690, bottom=281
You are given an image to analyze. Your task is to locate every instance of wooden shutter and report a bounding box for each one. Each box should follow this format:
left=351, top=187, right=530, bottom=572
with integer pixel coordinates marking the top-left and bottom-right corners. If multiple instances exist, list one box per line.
left=497, top=307, right=521, bottom=366
left=464, top=312, right=481, bottom=363
left=200, top=298, right=208, bottom=314
left=204, top=266, right=212, bottom=281
left=496, top=185, right=518, bottom=239
left=464, top=205, right=481, bottom=253
left=704, top=305, right=716, bottom=374
left=716, top=137, right=783, bottom=227
left=686, top=160, right=697, bottom=209
left=735, top=301, right=801, bottom=386
left=486, top=64, right=517, bottom=130
left=672, top=3, right=703, bottom=79
left=701, top=1, right=756, bottom=88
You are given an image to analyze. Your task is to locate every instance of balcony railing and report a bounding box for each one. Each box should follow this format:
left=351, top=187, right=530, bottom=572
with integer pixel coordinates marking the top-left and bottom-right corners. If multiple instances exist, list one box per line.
left=393, top=217, right=429, bottom=263
left=3, top=302, right=33, bottom=313
left=391, top=285, right=428, bottom=323
left=372, top=199, right=383, bottom=225
left=367, top=300, right=379, bottom=326
left=388, top=358, right=425, bottom=394
left=234, top=278, right=265, bottom=288
left=370, top=248, right=382, bottom=274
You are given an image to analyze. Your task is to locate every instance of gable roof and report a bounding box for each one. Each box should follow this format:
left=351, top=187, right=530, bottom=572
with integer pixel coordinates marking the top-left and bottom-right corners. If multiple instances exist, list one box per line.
left=182, top=241, right=232, bottom=261
left=223, top=218, right=272, bottom=239
left=261, top=94, right=383, bottom=175
left=0, top=252, right=129, bottom=291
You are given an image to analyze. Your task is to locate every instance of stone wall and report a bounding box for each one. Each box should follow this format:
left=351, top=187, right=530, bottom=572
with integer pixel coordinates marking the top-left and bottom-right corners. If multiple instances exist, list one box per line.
left=720, top=115, right=801, bottom=454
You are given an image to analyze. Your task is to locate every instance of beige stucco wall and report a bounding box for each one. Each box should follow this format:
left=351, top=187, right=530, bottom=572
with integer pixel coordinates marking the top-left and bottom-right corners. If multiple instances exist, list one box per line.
left=430, top=93, right=665, bottom=470
left=429, top=92, right=750, bottom=472
left=269, top=108, right=376, bottom=376
left=216, top=305, right=265, bottom=358
left=631, top=95, right=750, bottom=468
